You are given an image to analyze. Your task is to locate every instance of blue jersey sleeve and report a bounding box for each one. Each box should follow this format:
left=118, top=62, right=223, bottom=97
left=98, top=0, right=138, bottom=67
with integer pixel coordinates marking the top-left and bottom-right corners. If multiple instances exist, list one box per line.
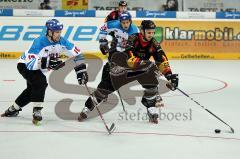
left=60, top=38, right=83, bottom=60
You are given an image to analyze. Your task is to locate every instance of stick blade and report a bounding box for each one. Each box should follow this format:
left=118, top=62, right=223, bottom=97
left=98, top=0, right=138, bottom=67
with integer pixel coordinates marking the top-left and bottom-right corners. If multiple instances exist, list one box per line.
left=230, top=127, right=235, bottom=134
left=107, top=123, right=116, bottom=135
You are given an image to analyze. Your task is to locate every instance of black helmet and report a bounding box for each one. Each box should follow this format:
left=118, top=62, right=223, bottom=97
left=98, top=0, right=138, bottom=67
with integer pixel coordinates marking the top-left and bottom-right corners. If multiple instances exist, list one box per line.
left=140, top=20, right=156, bottom=30
left=119, top=1, right=127, bottom=6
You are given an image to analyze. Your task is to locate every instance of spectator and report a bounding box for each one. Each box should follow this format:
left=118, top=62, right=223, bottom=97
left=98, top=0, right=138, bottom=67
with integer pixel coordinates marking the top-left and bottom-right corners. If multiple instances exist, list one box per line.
left=39, top=0, right=52, bottom=10
left=162, top=0, right=178, bottom=11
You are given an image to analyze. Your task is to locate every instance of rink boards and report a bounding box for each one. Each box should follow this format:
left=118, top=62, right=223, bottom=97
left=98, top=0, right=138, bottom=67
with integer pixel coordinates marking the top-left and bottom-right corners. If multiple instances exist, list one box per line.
left=0, top=17, right=240, bottom=60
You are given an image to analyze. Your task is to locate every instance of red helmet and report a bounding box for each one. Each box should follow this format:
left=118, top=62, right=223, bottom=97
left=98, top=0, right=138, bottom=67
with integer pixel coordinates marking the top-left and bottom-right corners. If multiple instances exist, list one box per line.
left=119, top=1, right=127, bottom=6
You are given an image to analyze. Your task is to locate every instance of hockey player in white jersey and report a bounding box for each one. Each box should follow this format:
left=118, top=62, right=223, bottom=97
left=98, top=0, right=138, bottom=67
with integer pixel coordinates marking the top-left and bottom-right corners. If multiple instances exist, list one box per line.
left=1, top=19, right=88, bottom=125
left=78, top=11, right=139, bottom=121
left=99, top=11, right=139, bottom=54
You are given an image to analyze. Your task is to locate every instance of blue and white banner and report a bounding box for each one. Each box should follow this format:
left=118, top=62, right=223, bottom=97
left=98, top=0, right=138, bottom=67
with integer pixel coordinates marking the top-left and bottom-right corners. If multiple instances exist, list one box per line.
left=136, top=11, right=176, bottom=18
left=2, top=8, right=240, bottom=19
left=55, top=10, right=96, bottom=17
left=0, top=9, right=13, bottom=16
left=216, top=12, right=240, bottom=19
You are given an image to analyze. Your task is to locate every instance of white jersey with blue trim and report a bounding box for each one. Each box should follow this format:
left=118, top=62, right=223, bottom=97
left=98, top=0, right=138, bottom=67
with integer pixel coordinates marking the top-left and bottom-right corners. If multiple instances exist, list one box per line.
left=99, top=20, right=139, bottom=52
left=19, top=35, right=84, bottom=71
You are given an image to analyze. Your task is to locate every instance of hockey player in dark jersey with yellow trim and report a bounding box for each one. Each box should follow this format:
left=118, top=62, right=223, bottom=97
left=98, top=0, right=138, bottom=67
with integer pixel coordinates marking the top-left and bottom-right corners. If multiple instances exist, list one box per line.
left=123, top=20, right=179, bottom=123
left=78, top=20, right=178, bottom=124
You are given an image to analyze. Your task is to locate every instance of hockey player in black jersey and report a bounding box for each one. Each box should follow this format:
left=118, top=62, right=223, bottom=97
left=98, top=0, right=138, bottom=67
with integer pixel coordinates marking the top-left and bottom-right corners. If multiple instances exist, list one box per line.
left=120, top=20, right=179, bottom=123
left=110, top=20, right=179, bottom=123
left=78, top=20, right=178, bottom=124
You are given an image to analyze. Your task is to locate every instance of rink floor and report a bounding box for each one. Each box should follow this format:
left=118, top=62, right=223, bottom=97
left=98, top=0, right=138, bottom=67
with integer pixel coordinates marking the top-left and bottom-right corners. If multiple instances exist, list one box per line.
left=0, top=59, right=240, bottom=159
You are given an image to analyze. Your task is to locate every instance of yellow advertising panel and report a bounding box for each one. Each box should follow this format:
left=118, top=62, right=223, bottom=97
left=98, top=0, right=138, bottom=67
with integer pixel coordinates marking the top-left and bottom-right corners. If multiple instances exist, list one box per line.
left=1, top=17, right=240, bottom=60
left=62, top=0, right=88, bottom=10
left=134, top=20, right=240, bottom=59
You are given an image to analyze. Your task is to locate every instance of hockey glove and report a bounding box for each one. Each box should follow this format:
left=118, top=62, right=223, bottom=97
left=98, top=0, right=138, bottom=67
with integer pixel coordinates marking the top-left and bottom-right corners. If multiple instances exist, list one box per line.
left=74, top=63, right=88, bottom=85
left=41, top=54, right=65, bottom=70
left=127, top=56, right=151, bottom=69
left=165, top=74, right=179, bottom=91
left=99, top=39, right=110, bottom=55
left=41, top=56, right=63, bottom=70
left=48, top=54, right=65, bottom=70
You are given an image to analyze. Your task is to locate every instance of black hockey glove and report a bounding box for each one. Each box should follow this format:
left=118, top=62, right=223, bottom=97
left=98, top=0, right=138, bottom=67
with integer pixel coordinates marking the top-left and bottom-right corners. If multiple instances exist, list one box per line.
left=74, top=63, right=88, bottom=85
left=109, top=31, right=117, bottom=52
left=48, top=54, right=65, bottom=70
left=99, top=39, right=109, bottom=55
left=165, top=74, right=179, bottom=91
left=41, top=54, right=65, bottom=70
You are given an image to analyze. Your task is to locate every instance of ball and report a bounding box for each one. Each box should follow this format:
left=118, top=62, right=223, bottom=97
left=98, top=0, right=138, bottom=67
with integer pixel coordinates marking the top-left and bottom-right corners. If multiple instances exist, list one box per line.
left=215, top=129, right=221, bottom=134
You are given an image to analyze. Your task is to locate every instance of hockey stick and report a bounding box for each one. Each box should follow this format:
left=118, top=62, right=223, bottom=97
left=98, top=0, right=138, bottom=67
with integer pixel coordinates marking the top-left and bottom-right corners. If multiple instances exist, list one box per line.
left=117, top=90, right=126, bottom=113
left=173, top=86, right=235, bottom=134
left=105, top=51, right=127, bottom=113
left=155, top=71, right=234, bottom=133
left=84, top=84, right=116, bottom=135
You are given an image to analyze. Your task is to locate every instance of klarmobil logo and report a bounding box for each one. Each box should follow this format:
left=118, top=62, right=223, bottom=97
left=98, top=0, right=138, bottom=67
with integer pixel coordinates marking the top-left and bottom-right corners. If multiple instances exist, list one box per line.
left=165, top=27, right=240, bottom=41
left=154, top=27, right=164, bottom=43
left=155, top=27, right=240, bottom=42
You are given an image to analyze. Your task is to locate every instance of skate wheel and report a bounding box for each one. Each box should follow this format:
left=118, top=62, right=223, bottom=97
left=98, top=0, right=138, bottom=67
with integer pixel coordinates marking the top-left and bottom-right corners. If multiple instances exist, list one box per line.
left=155, top=103, right=164, bottom=107
left=149, top=119, right=158, bottom=124
left=1, top=113, right=6, bottom=117
left=32, top=119, right=41, bottom=126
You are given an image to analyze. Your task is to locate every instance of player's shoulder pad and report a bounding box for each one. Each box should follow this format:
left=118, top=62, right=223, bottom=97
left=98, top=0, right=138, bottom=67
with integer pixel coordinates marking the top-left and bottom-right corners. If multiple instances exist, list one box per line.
left=129, top=24, right=140, bottom=34
left=129, top=33, right=139, bottom=40
left=109, top=10, right=117, bottom=16
left=107, top=20, right=120, bottom=29
left=60, top=37, right=74, bottom=50
left=33, top=35, right=46, bottom=45
left=152, top=38, right=159, bottom=45
left=108, top=10, right=118, bottom=18
left=127, top=33, right=139, bottom=44
left=152, top=37, right=162, bottom=51
left=105, top=10, right=117, bottom=22
left=28, top=35, right=46, bottom=54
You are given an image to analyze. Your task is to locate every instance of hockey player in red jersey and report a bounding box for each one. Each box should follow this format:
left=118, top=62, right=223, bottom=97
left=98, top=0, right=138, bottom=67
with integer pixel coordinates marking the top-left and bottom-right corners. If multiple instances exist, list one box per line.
left=105, top=1, right=128, bottom=22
